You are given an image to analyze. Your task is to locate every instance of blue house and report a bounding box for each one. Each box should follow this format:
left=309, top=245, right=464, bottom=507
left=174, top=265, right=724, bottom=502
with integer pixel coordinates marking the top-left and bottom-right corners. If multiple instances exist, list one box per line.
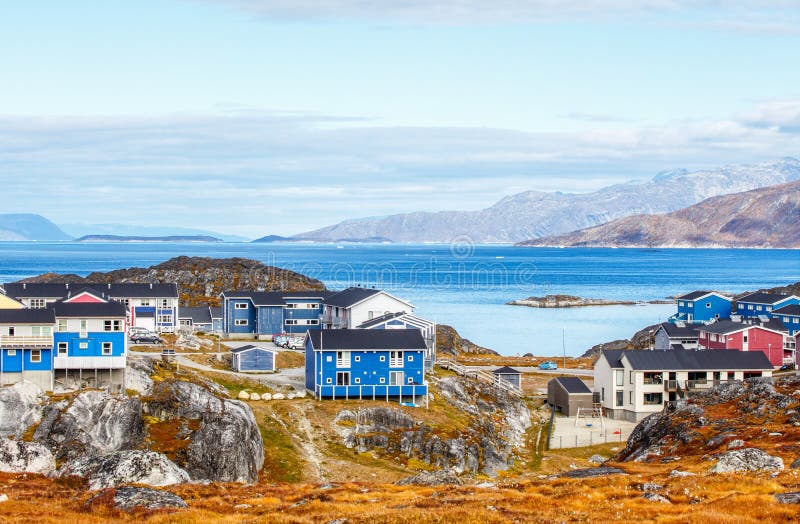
left=221, top=291, right=331, bottom=337
left=305, top=329, right=428, bottom=402
left=51, top=300, right=128, bottom=390
left=670, top=291, right=732, bottom=324
left=231, top=344, right=276, bottom=372
left=357, top=312, right=437, bottom=369
left=737, top=293, right=800, bottom=319
left=0, top=308, right=56, bottom=391
left=774, top=305, right=800, bottom=336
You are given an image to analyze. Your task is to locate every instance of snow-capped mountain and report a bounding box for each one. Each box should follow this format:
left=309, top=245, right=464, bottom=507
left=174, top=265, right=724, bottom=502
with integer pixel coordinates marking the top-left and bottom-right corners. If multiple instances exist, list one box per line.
left=292, top=157, right=800, bottom=243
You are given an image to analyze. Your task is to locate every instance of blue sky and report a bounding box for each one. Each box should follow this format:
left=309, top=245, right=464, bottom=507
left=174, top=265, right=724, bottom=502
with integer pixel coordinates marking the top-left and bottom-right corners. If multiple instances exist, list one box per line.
left=1, top=0, right=800, bottom=237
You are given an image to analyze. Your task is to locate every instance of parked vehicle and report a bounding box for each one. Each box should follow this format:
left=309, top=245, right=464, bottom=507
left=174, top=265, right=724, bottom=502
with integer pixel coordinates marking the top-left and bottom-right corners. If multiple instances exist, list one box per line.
left=129, top=326, right=155, bottom=337
left=284, top=336, right=305, bottom=349
left=538, top=361, right=558, bottom=370
left=130, top=334, right=163, bottom=345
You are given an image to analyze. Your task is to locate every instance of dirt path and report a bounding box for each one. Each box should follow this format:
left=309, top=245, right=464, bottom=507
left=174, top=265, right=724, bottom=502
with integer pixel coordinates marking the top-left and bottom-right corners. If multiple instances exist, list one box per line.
left=289, top=403, right=328, bottom=482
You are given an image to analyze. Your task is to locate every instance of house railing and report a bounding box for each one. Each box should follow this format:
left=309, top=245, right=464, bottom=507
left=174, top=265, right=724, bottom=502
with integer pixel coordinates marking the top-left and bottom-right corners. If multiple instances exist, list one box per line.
left=437, top=359, right=522, bottom=397
left=314, top=383, right=428, bottom=403
left=0, top=335, right=54, bottom=348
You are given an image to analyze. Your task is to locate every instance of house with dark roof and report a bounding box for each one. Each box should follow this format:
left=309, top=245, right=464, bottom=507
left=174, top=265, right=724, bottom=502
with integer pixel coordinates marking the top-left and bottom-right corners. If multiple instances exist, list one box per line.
left=231, top=344, right=276, bottom=372
left=357, top=311, right=437, bottom=369
left=0, top=308, right=56, bottom=390
left=304, top=329, right=428, bottom=401
left=697, top=320, right=793, bottom=367
left=547, top=376, right=594, bottom=417
left=669, top=291, right=732, bottom=324
left=2, top=282, right=179, bottom=333
left=773, top=304, right=800, bottom=336
left=493, top=366, right=522, bottom=391
left=0, top=286, right=24, bottom=310
left=653, top=322, right=700, bottom=350
left=220, top=290, right=332, bottom=337
left=736, top=292, right=800, bottom=319
left=322, top=287, right=414, bottom=330
left=594, top=349, right=773, bottom=422
left=178, top=306, right=216, bottom=332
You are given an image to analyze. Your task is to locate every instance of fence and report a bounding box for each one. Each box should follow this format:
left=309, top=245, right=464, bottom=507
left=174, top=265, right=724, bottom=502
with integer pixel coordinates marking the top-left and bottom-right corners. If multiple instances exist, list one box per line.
left=437, top=359, right=523, bottom=397
left=548, top=430, right=629, bottom=449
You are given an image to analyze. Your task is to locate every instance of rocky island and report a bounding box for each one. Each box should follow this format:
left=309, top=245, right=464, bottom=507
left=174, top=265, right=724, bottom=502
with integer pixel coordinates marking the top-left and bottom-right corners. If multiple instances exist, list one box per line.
left=508, top=294, right=639, bottom=308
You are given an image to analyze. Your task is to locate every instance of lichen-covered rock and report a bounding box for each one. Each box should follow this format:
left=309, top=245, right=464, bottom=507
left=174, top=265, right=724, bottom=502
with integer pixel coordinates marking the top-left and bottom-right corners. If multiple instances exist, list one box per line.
left=396, top=470, right=463, bottom=486
left=144, top=380, right=264, bottom=483
left=33, top=390, right=145, bottom=461
left=60, top=450, right=189, bottom=490
left=710, top=448, right=784, bottom=474
left=557, top=467, right=626, bottom=479
left=0, top=382, right=47, bottom=439
left=86, top=486, right=188, bottom=511
left=0, top=440, right=56, bottom=476
left=126, top=356, right=155, bottom=396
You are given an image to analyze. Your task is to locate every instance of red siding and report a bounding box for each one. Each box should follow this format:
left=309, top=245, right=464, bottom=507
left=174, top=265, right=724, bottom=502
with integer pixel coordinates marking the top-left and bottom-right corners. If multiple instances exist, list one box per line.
left=700, top=326, right=785, bottom=367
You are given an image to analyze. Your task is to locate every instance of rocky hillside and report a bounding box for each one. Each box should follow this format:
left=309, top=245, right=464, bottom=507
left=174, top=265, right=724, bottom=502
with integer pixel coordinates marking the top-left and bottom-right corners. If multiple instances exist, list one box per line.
left=436, top=324, right=498, bottom=356
left=293, top=157, right=800, bottom=243
left=19, top=256, right=326, bottom=306
left=521, top=180, right=800, bottom=248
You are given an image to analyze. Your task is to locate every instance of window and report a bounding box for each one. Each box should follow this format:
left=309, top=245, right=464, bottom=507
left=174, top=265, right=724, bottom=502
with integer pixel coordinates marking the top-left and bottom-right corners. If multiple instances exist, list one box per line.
left=8, top=327, right=14, bottom=336
left=379, top=355, right=386, bottom=362
left=615, top=370, right=624, bottom=386
left=30, top=350, right=41, bottom=363
left=234, top=319, right=248, bottom=326
left=354, top=355, right=361, bottom=362
left=354, top=377, right=361, bottom=384
left=766, top=306, right=772, bottom=311
left=336, top=351, right=351, bottom=367
left=643, top=393, right=663, bottom=405
left=58, top=319, right=67, bottom=332
left=368, top=311, right=374, bottom=320
left=285, top=319, right=298, bottom=325
left=7, top=349, right=16, bottom=356
left=389, top=371, right=404, bottom=385
left=379, top=377, right=385, bottom=384
left=102, top=342, right=112, bottom=355
left=306, top=303, right=318, bottom=309
left=629, top=371, right=634, bottom=384
left=407, top=377, right=413, bottom=384
left=234, top=303, right=248, bottom=309
left=30, top=298, right=46, bottom=309
left=757, top=305, right=763, bottom=311
left=158, top=315, right=171, bottom=323
left=743, top=335, right=748, bottom=343
left=326, top=378, right=332, bottom=384
left=285, top=303, right=298, bottom=309
left=616, top=391, right=624, bottom=407
left=307, top=319, right=319, bottom=325
left=389, top=351, right=403, bottom=367
left=79, top=342, right=88, bottom=349
left=161, top=299, right=169, bottom=308
left=326, top=356, right=332, bottom=363
left=643, top=372, right=663, bottom=385
left=748, top=304, right=753, bottom=310
left=407, top=355, right=414, bottom=362
left=80, top=320, right=87, bottom=334
left=141, top=299, right=151, bottom=306
left=57, top=342, right=68, bottom=356
left=336, top=371, right=350, bottom=386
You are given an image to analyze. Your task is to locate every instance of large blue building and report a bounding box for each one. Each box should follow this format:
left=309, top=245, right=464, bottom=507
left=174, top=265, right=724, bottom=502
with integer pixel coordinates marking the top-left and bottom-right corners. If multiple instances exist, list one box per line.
left=0, top=308, right=56, bottom=390
left=736, top=292, right=800, bottom=319
left=774, top=305, right=800, bottom=336
left=305, top=329, right=428, bottom=402
left=220, top=291, right=332, bottom=337
left=670, top=291, right=732, bottom=324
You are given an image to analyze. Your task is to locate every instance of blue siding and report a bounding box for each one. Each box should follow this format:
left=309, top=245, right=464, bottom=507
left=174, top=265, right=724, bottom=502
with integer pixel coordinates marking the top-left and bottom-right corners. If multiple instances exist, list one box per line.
left=305, top=338, right=315, bottom=391
left=257, top=306, right=283, bottom=335
left=226, top=299, right=257, bottom=334
left=779, top=314, right=800, bottom=336
left=235, top=348, right=275, bottom=371
left=738, top=297, right=800, bottom=318
left=675, top=294, right=731, bottom=323
left=284, top=300, right=323, bottom=334
left=1, top=348, right=52, bottom=372
left=53, top=331, right=126, bottom=357
left=223, top=297, right=324, bottom=336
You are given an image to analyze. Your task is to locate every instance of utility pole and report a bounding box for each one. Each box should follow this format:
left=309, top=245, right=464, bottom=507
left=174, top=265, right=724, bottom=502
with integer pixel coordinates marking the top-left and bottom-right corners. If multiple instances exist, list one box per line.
left=562, top=328, right=566, bottom=369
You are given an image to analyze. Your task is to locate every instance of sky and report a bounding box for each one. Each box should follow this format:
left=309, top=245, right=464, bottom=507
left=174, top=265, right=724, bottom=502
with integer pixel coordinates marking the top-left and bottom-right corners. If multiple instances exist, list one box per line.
left=1, top=1, right=800, bottom=237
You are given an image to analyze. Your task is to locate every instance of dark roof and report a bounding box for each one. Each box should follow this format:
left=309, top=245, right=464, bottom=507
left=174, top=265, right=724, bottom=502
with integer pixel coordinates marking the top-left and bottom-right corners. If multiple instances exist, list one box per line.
left=622, top=349, right=772, bottom=371
left=738, top=292, right=795, bottom=305
left=324, top=287, right=384, bottom=308
left=677, top=290, right=718, bottom=301
left=221, top=290, right=332, bottom=306
left=493, top=366, right=521, bottom=375
left=231, top=344, right=275, bottom=354
left=357, top=311, right=407, bottom=328
left=600, top=349, right=626, bottom=368
left=50, top=301, right=127, bottom=318
left=306, top=329, right=427, bottom=350
left=179, top=306, right=212, bottom=324
left=3, top=282, right=178, bottom=299
left=670, top=343, right=686, bottom=350
left=659, top=322, right=700, bottom=338
left=774, top=304, right=800, bottom=316
left=209, top=306, right=222, bottom=319
left=552, top=376, right=592, bottom=394
left=0, top=308, right=55, bottom=324
left=700, top=319, right=786, bottom=335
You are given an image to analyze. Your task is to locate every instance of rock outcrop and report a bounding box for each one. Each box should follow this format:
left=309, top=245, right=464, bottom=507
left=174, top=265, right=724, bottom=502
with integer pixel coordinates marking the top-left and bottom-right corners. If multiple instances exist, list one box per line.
left=508, top=295, right=636, bottom=308
left=60, top=450, right=190, bottom=490
left=396, top=470, right=464, bottom=486
left=144, top=380, right=264, bottom=483
left=0, top=440, right=56, bottom=476
left=0, top=382, right=46, bottom=439
left=34, top=390, right=145, bottom=461
left=86, top=486, right=188, bottom=511
left=334, top=376, right=530, bottom=476
left=710, top=448, right=784, bottom=474
left=435, top=325, right=498, bottom=357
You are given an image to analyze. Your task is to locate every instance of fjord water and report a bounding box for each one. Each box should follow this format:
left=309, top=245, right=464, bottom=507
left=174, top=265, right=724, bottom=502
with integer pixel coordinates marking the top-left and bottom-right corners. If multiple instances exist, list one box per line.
left=0, top=242, right=797, bottom=356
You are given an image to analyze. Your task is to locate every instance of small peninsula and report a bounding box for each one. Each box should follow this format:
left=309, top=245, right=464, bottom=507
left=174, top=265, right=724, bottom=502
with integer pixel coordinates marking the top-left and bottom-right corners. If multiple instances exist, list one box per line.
left=507, top=294, right=671, bottom=308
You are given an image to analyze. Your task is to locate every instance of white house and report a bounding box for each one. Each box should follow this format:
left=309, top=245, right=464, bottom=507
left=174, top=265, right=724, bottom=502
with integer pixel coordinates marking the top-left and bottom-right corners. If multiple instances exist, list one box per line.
left=322, top=287, right=414, bottom=329
left=594, top=349, right=773, bottom=422
left=653, top=322, right=700, bottom=350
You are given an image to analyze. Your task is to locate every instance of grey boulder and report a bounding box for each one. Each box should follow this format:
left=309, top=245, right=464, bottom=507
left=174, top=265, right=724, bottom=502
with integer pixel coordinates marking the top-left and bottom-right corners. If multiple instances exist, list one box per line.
left=87, top=486, right=188, bottom=511
left=60, top=450, right=190, bottom=490
left=0, top=440, right=56, bottom=476
left=710, top=448, right=784, bottom=474
left=0, top=382, right=46, bottom=439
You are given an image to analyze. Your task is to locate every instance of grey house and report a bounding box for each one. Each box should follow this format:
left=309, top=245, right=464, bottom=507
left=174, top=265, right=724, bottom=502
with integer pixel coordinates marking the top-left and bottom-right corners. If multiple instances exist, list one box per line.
left=654, top=322, right=700, bottom=350
left=547, top=376, right=594, bottom=417
left=231, top=344, right=277, bottom=372
left=493, top=366, right=522, bottom=390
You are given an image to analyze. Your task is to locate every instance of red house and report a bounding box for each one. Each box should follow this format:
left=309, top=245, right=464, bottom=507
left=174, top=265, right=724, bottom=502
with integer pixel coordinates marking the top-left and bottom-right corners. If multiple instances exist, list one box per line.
left=698, top=320, right=791, bottom=367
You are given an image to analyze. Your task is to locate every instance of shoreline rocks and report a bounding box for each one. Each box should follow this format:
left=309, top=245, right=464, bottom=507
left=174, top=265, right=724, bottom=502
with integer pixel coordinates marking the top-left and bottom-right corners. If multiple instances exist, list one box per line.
left=508, top=295, right=639, bottom=308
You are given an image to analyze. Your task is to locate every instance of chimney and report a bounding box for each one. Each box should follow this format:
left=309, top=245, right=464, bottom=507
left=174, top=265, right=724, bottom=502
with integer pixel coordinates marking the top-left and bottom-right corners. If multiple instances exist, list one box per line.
left=149, top=283, right=153, bottom=289
left=23, top=283, right=26, bottom=289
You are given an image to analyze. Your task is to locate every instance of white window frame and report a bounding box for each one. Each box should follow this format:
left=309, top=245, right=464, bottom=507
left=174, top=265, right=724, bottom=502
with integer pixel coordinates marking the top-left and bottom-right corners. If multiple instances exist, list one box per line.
left=234, top=319, right=248, bottom=326
left=379, top=377, right=385, bottom=384
left=57, top=319, right=67, bottom=332
left=336, top=371, right=350, bottom=386
left=389, top=351, right=403, bottom=368
left=30, top=298, right=46, bottom=309
left=102, top=342, right=112, bottom=355
left=389, top=371, right=403, bottom=385
left=7, top=349, right=16, bottom=356
left=379, top=355, right=386, bottom=362
left=57, top=342, right=68, bottom=356
left=79, top=342, right=89, bottom=349
left=336, top=351, right=351, bottom=368
left=407, top=355, right=413, bottom=362
left=354, top=355, right=361, bottom=362
left=234, top=303, right=249, bottom=309
left=30, top=350, right=41, bottom=363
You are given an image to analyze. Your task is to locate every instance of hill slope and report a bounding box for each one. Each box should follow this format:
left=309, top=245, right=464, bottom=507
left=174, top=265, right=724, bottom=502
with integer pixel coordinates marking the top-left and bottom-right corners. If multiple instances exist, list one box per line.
left=293, top=157, right=800, bottom=243
left=0, top=214, right=71, bottom=241
left=519, top=180, right=800, bottom=248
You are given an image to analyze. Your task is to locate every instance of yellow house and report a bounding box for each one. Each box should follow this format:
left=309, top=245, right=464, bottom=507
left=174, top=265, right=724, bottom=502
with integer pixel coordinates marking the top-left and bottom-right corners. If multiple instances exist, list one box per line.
left=0, top=291, right=23, bottom=309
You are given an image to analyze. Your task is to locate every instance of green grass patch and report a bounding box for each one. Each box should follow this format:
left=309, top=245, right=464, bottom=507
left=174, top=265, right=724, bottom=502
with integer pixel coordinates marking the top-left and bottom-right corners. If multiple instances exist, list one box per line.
left=259, top=415, right=305, bottom=483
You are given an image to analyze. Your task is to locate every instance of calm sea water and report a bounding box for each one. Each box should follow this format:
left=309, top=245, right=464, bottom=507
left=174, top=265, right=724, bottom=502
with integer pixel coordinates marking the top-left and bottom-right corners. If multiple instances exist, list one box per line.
left=0, top=242, right=797, bottom=356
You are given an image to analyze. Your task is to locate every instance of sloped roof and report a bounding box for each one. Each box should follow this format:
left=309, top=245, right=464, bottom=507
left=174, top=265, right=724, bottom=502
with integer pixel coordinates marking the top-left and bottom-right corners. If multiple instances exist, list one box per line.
left=774, top=304, right=800, bottom=316
left=324, top=287, right=383, bottom=308
left=600, top=349, right=626, bottom=368
left=50, top=301, right=127, bottom=318
left=0, top=308, right=56, bottom=324
left=677, top=290, right=716, bottom=301
left=209, top=306, right=222, bottom=319
left=221, top=290, right=332, bottom=306
left=552, top=376, right=592, bottom=394
left=306, top=329, right=427, bottom=350
left=659, top=322, right=700, bottom=338
left=3, top=282, right=178, bottom=299
left=230, top=344, right=276, bottom=354
left=738, top=292, right=795, bottom=305
left=700, top=319, right=786, bottom=335
left=357, top=311, right=407, bottom=328
left=493, top=366, right=521, bottom=375
left=622, top=349, right=772, bottom=371
left=179, top=306, right=212, bottom=324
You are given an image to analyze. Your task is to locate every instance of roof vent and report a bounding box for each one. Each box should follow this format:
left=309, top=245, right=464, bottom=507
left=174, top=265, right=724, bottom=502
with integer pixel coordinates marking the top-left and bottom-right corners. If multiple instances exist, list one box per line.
left=149, top=283, right=153, bottom=289
left=22, top=283, right=26, bottom=289
left=675, top=321, right=685, bottom=328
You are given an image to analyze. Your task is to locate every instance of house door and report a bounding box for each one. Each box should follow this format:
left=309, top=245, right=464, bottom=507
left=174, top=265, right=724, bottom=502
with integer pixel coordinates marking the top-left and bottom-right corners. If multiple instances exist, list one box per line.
left=389, top=371, right=403, bottom=386
left=336, top=372, right=350, bottom=386
left=742, top=334, right=748, bottom=351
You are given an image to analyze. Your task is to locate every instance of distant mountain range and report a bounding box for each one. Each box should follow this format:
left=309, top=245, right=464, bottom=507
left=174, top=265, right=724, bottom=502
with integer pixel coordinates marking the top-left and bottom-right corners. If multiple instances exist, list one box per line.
left=292, top=157, right=800, bottom=243
left=76, top=235, right=223, bottom=243
left=60, top=223, right=248, bottom=242
left=0, top=214, right=71, bottom=241
left=519, top=180, right=800, bottom=248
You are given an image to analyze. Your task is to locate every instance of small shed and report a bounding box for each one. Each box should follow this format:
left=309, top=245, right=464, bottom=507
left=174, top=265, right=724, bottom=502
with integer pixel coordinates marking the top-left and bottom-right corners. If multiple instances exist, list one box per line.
left=547, top=376, right=594, bottom=417
left=231, top=344, right=277, bottom=372
left=493, top=366, right=522, bottom=390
